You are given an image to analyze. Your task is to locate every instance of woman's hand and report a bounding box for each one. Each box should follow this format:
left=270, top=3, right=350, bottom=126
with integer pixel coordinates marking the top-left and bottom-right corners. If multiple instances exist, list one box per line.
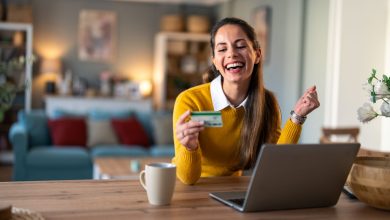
left=293, top=85, right=320, bottom=117
left=176, top=110, right=204, bottom=151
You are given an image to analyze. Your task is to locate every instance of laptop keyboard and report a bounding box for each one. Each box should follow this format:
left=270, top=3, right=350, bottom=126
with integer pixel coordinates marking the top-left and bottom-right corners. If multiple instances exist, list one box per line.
left=228, top=198, right=245, bottom=206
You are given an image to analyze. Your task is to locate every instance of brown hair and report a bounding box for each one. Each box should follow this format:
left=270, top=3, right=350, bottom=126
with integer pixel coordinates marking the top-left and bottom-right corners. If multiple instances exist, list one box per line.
left=204, top=17, right=281, bottom=169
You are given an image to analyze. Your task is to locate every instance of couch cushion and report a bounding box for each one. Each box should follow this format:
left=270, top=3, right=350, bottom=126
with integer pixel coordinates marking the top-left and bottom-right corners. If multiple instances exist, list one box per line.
left=18, top=110, right=51, bottom=147
left=26, top=147, right=91, bottom=168
left=87, top=119, right=118, bottom=147
left=90, top=146, right=149, bottom=157
left=111, top=117, right=149, bottom=147
left=48, top=118, right=87, bottom=147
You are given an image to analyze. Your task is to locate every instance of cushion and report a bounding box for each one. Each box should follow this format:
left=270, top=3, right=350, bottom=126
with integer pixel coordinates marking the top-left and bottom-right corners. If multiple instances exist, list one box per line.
left=48, top=118, right=87, bottom=147
left=27, top=147, right=91, bottom=168
left=89, top=109, right=132, bottom=121
left=111, top=117, right=149, bottom=147
left=151, top=113, right=173, bottom=146
left=87, top=119, right=118, bottom=147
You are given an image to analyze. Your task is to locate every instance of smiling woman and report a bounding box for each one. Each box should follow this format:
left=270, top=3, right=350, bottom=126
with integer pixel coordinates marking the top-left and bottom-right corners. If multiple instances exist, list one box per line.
left=171, top=17, right=320, bottom=185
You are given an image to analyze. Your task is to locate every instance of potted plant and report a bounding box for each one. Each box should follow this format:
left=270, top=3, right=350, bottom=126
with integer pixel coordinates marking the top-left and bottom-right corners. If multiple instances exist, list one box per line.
left=357, top=69, right=390, bottom=123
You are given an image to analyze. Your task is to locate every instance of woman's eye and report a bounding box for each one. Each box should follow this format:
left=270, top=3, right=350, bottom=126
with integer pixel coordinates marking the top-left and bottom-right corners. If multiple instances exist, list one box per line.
left=237, top=45, right=246, bottom=49
left=217, top=48, right=227, bottom=52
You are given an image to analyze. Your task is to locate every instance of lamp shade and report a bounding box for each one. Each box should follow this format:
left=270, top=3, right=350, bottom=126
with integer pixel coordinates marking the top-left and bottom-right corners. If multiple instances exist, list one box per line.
left=41, top=58, right=61, bottom=74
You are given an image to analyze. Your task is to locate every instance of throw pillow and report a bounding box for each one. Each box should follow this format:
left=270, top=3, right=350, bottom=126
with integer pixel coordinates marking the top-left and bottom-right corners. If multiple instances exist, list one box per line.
left=111, top=117, right=149, bottom=148
left=48, top=118, right=87, bottom=147
left=87, top=119, right=119, bottom=147
left=152, top=113, right=173, bottom=146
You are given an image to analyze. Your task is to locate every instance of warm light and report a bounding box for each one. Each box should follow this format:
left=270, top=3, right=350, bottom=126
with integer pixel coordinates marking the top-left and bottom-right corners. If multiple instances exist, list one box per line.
left=139, top=80, right=152, bottom=97
left=41, top=58, right=62, bottom=75
left=40, top=58, right=62, bottom=94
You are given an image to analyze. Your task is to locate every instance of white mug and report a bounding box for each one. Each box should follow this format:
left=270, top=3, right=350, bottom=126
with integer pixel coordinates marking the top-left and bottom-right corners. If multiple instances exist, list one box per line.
left=139, top=163, right=176, bottom=205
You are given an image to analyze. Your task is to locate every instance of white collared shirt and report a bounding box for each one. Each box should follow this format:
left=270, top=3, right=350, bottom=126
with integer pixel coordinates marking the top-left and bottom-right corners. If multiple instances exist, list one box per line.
left=210, top=75, right=248, bottom=111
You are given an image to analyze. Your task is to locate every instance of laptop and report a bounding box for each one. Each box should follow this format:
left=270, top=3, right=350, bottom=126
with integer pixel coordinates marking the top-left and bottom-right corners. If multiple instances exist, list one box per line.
left=209, top=143, right=360, bottom=212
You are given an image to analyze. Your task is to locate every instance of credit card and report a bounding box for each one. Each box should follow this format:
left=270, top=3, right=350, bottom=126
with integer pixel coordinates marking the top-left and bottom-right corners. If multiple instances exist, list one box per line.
left=191, top=111, right=223, bottom=127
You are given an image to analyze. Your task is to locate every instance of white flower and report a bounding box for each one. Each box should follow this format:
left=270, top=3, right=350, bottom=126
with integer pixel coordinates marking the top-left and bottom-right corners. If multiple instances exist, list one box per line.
left=357, top=103, right=378, bottom=123
left=374, top=81, right=390, bottom=98
left=380, top=102, right=390, bottom=117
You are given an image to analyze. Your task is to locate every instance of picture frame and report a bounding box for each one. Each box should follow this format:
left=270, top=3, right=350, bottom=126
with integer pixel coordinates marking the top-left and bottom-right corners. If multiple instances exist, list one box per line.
left=251, top=6, right=272, bottom=63
left=78, top=9, right=117, bottom=62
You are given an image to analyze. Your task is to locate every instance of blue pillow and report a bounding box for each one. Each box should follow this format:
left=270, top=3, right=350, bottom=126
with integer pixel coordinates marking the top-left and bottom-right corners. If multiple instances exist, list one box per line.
left=88, top=109, right=133, bottom=121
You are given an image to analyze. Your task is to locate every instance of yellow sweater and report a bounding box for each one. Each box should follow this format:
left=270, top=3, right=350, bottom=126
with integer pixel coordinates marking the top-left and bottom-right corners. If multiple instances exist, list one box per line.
left=172, top=83, right=302, bottom=185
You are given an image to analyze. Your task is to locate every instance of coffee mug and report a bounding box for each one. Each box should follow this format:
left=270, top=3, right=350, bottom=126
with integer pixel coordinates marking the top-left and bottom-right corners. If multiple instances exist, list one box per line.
left=139, top=163, right=176, bottom=205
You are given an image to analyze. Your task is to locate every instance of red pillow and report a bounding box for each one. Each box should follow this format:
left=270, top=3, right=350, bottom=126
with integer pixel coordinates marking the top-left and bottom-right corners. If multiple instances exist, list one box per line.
left=111, top=117, right=149, bottom=148
left=48, top=118, right=87, bottom=147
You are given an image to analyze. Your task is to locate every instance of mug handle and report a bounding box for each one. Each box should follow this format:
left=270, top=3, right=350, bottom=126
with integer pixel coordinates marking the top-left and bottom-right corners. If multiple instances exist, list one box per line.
left=139, top=170, right=147, bottom=190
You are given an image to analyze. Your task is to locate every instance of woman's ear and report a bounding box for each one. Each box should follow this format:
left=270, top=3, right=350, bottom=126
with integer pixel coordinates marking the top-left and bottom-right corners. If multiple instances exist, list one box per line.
left=255, top=49, right=262, bottom=64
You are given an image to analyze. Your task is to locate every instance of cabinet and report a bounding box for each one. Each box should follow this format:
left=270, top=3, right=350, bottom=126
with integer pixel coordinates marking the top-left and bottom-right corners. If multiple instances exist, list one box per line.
left=0, top=22, right=33, bottom=111
left=0, top=22, right=33, bottom=151
left=153, top=32, right=210, bottom=110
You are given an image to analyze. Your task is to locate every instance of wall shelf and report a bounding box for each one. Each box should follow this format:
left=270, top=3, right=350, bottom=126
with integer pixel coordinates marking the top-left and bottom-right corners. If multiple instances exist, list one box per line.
left=153, top=32, right=210, bottom=110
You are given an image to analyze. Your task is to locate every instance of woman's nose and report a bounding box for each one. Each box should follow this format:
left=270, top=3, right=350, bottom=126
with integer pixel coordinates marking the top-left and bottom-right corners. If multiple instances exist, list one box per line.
left=227, top=47, right=238, bottom=58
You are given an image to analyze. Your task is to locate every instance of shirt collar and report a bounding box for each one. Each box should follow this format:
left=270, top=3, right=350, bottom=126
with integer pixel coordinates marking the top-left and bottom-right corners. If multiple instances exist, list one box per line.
left=210, top=75, right=248, bottom=111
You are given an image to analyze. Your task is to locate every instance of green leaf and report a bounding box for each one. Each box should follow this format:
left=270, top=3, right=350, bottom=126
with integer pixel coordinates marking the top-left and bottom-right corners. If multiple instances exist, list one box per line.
left=368, top=77, right=373, bottom=84
left=372, top=69, right=377, bottom=74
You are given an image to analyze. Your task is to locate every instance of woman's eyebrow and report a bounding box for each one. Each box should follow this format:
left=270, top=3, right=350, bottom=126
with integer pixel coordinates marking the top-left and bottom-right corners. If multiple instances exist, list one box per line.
left=216, top=38, right=246, bottom=46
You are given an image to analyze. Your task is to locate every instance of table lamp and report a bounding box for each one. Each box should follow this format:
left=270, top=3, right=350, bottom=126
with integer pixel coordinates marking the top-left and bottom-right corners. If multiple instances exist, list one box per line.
left=41, top=58, right=61, bottom=94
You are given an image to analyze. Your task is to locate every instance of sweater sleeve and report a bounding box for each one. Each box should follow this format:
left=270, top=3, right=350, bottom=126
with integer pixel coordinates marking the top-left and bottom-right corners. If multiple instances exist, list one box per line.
left=277, top=119, right=302, bottom=144
left=172, top=92, right=202, bottom=185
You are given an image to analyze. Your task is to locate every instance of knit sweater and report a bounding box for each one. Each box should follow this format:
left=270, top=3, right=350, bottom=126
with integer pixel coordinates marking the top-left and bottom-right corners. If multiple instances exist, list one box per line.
left=172, top=83, right=302, bottom=185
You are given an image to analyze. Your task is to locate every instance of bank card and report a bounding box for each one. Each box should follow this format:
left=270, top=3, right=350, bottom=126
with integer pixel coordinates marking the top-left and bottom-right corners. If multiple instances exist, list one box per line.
left=190, top=111, right=223, bottom=127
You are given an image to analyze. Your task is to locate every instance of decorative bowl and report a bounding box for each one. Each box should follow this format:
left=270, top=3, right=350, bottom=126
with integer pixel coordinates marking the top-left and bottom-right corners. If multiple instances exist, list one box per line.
left=347, top=156, right=390, bottom=210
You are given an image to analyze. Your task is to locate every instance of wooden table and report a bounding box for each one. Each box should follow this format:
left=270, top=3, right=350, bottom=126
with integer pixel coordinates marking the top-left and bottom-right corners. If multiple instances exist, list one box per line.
left=0, top=177, right=389, bottom=220
left=93, top=157, right=172, bottom=179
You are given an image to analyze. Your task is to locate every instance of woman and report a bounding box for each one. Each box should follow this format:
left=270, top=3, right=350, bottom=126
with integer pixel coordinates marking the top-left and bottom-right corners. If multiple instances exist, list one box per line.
left=172, top=17, right=320, bottom=185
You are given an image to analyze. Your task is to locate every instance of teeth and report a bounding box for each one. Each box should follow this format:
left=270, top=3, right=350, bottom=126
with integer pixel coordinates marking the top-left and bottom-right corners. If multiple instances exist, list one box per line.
left=226, top=63, right=243, bottom=69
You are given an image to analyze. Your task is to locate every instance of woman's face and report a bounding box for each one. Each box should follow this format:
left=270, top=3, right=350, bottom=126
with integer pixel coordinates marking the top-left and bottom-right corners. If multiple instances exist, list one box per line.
left=212, top=24, right=261, bottom=86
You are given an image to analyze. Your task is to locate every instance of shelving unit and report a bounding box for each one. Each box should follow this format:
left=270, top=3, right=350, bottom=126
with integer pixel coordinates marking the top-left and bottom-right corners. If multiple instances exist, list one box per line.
left=0, top=22, right=33, bottom=151
left=153, top=32, right=210, bottom=110
left=0, top=22, right=33, bottom=111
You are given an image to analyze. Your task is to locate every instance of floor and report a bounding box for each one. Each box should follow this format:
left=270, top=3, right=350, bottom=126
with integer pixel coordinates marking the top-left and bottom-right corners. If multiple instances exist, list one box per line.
left=0, top=165, right=12, bottom=182
left=0, top=150, right=13, bottom=182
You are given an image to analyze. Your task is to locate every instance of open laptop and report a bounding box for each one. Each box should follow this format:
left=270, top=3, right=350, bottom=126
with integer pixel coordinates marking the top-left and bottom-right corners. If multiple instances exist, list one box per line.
left=209, top=143, right=360, bottom=212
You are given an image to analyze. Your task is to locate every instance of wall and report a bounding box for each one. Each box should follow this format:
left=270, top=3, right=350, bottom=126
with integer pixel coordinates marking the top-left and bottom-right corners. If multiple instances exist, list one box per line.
left=300, top=0, right=329, bottom=143
left=324, top=0, right=389, bottom=151
left=30, top=0, right=216, bottom=108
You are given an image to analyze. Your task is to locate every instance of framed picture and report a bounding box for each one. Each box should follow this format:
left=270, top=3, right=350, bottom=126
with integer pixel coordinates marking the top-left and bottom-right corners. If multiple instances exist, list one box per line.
left=251, top=6, right=272, bottom=62
left=78, top=10, right=117, bottom=62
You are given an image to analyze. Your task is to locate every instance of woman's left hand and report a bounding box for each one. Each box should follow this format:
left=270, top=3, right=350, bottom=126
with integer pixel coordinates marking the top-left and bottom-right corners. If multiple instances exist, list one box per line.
left=294, top=85, right=320, bottom=117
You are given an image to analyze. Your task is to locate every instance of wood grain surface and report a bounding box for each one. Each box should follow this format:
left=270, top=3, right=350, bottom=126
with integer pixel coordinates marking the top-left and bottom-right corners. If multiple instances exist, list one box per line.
left=0, top=177, right=389, bottom=220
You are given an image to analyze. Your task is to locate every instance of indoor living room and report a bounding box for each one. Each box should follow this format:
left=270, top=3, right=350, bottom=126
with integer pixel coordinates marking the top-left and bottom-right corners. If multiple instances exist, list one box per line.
left=1, top=0, right=390, bottom=218
left=1, top=0, right=317, bottom=183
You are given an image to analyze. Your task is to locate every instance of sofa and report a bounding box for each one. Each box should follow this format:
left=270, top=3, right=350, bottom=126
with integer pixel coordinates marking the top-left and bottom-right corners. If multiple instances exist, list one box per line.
left=9, top=108, right=175, bottom=181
